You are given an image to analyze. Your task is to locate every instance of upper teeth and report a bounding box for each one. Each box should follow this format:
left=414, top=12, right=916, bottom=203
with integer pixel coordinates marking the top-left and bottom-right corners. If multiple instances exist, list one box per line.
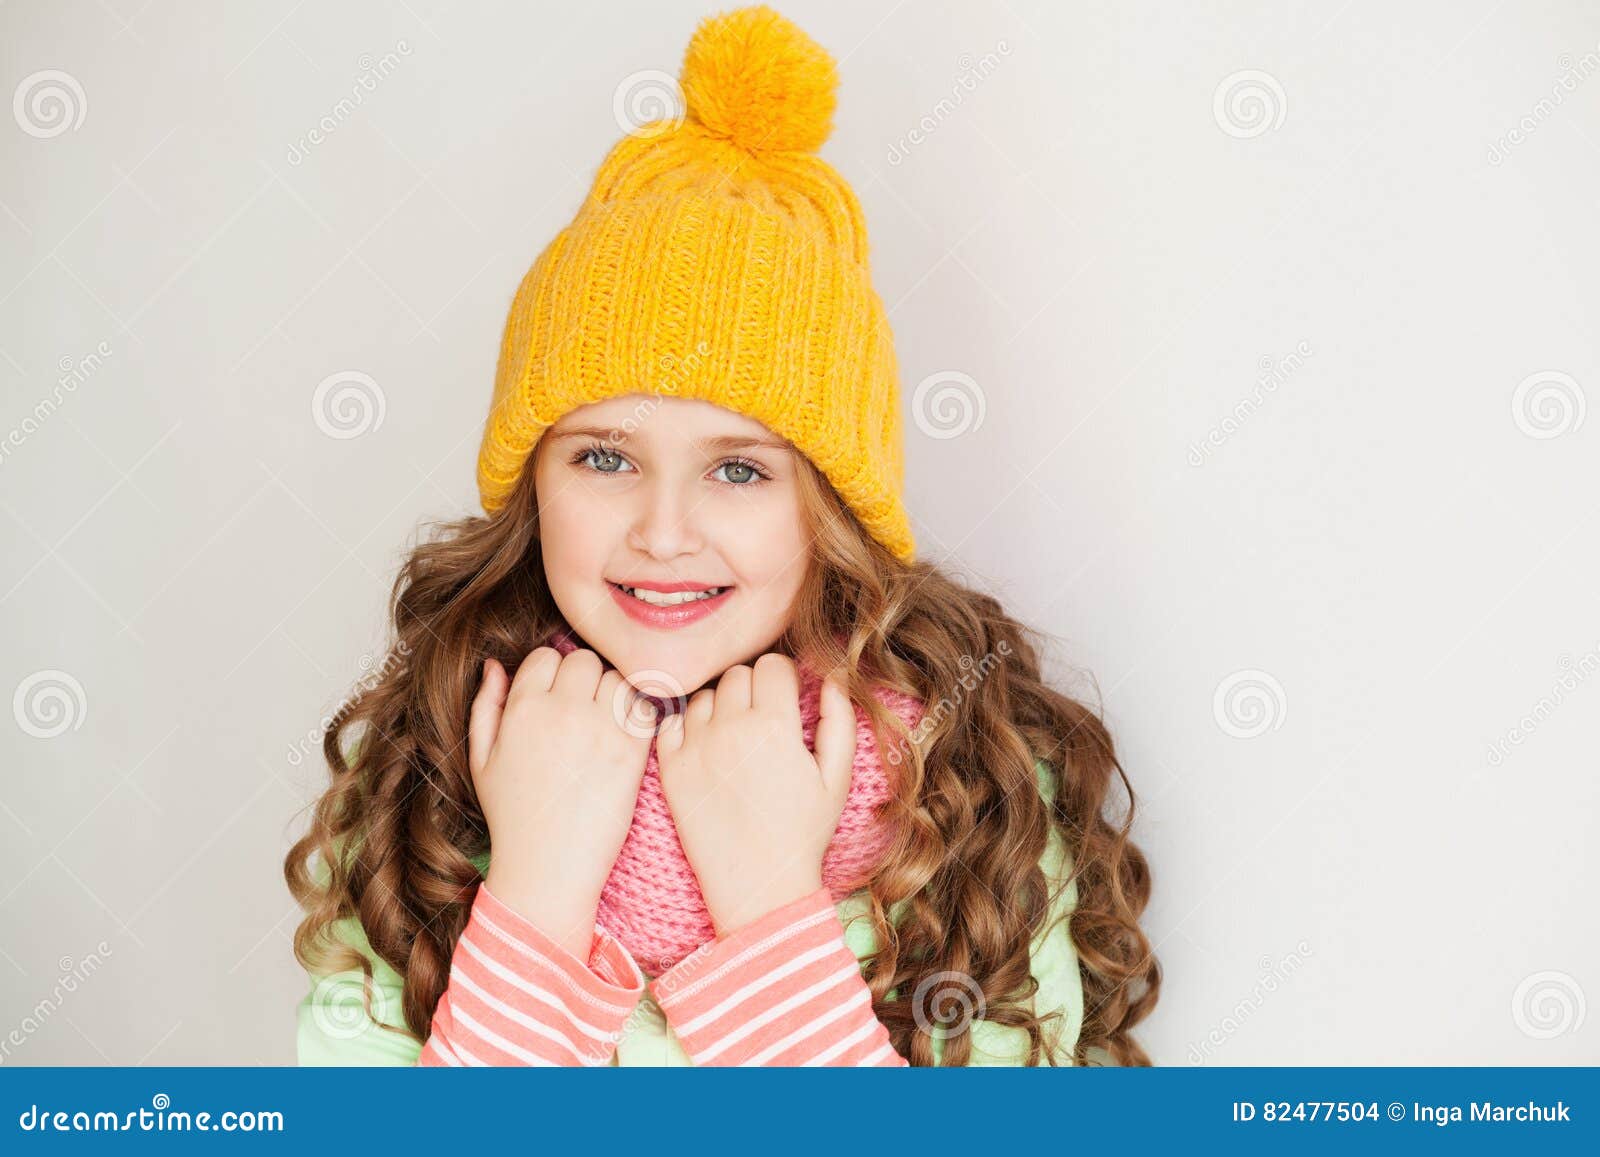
left=620, top=585, right=726, bottom=606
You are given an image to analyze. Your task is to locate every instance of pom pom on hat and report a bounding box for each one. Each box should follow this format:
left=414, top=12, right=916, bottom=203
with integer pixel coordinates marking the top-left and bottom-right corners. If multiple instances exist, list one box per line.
left=680, top=4, right=838, bottom=154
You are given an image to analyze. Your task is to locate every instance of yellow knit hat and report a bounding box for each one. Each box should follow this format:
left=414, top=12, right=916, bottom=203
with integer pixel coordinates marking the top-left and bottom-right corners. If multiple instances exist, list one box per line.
left=475, top=4, right=915, bottom=564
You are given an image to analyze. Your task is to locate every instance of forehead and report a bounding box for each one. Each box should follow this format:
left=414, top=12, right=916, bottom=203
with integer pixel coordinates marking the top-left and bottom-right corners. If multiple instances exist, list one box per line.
left=548, top=394, right=790, bottom=448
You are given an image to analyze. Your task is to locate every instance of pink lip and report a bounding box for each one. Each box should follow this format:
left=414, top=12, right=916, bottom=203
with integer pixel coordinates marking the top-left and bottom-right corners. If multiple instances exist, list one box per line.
left=608, top=581, right=733, bottom=630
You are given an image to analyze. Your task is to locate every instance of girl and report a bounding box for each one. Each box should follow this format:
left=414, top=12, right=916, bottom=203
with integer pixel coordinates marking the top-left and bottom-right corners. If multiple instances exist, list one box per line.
left=285, top=4, right=1158, bottom=1067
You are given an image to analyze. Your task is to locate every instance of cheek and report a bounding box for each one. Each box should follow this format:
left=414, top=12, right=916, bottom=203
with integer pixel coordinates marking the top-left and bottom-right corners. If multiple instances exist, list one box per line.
left=536, top=481, right=616, bottom=579
left=727, top=498, right=809, bottom=597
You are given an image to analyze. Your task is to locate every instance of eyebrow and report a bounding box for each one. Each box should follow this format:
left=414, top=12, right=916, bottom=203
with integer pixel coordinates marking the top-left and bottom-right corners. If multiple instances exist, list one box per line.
left=548, top=425, right=792, bottom=453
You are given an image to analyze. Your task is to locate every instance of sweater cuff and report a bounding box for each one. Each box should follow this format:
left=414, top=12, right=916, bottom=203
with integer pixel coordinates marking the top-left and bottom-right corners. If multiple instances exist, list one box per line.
left=419, top=881, right=644, bottom=1066
left=648, top=887, right=906, bottom=1066
left=475, top=882, right=646, bottom=1004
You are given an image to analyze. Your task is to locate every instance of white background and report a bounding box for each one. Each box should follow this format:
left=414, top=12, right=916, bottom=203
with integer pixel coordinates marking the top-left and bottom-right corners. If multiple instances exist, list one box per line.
left=2, top=0, right=1596, bottom=1064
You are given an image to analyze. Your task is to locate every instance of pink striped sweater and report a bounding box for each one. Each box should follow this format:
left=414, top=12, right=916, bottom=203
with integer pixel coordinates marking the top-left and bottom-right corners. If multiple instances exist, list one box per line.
left=416, top=880, right=905, bottom=1066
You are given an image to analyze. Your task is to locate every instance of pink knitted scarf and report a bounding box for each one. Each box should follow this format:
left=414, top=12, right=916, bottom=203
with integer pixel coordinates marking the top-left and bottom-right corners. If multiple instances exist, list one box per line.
left=543, top=628, right=923, bottom=975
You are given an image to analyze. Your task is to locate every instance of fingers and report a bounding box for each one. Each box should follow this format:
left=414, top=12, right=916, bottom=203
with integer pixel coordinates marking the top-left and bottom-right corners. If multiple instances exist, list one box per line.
left=660, top=690, right=709, bottom=765
left=596, top=667, right=628, bottom=724
left=551, top=646, right=603, bottom=698
left=812, top=671, right=858, bottom=805
left=595, top=667, right=622, bottom=699
left=468, top=657, right=510, bottom=780
left=751, top=653, right=801, bottom=727
left=716, top=663, right=753, bottom=712
left=686, top=686, right=715, bottom=728
left=656, top=709, right=685, bottom=755
left=506, top=645, right=562, bottom=703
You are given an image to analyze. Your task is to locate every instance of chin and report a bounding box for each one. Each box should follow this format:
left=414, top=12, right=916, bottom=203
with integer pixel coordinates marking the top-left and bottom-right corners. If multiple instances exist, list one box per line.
left=594, top=639, right=703, bottom=698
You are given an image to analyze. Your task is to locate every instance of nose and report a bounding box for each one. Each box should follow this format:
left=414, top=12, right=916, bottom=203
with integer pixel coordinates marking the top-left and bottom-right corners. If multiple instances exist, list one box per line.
left=624, top=477, right=704, bottom=560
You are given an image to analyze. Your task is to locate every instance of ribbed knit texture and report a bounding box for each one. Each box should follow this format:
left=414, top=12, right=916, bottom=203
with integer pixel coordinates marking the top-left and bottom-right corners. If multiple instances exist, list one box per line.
left=544, top=627, right=923, bottom=975
left=475, top=5, right=916, bottom=564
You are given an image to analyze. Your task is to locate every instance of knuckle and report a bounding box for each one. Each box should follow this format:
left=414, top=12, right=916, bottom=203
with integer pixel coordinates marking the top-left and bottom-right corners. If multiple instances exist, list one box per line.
left=553, top=652, right=598, bottom=678
left=562, top=650, right=602, bottom=677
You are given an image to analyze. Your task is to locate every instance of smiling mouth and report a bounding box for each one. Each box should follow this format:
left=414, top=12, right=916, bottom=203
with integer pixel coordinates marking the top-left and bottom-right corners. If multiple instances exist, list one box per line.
left=609, top=581, right=732, bottom=607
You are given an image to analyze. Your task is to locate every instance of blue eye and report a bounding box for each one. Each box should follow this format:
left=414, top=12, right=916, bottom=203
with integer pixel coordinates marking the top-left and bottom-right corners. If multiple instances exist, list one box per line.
left=713, top=458, right=770, bottom=485
left=716, top=460, right=758, bottom=483
left=573, top=442, right=632, bottom=474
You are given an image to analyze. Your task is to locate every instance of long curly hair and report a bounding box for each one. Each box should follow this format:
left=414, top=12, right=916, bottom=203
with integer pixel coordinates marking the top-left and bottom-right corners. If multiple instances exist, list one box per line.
left=283, top=434, right=1160, bottom=1066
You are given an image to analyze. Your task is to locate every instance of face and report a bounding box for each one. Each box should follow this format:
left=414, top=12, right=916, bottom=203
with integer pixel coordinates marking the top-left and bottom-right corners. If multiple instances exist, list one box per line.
left=532, top=393, right=813, bottom=698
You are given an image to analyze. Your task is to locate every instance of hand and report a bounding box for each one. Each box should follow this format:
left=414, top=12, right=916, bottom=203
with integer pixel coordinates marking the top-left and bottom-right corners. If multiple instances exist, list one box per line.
left=655, top=653, right=856, bottom=936
left=468, top=646, right=658, bottom=960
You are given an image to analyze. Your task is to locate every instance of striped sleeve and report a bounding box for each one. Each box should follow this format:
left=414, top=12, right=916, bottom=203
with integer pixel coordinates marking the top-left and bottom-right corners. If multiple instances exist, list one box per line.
left=648, top=886, right=908, bottom=1067
left=416, top=881, right=644, bottom=1066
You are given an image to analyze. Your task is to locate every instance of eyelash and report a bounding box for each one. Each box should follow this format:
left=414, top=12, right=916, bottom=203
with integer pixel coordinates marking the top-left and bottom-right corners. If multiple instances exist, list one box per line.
left=569, top=440, right=773, bottom=486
